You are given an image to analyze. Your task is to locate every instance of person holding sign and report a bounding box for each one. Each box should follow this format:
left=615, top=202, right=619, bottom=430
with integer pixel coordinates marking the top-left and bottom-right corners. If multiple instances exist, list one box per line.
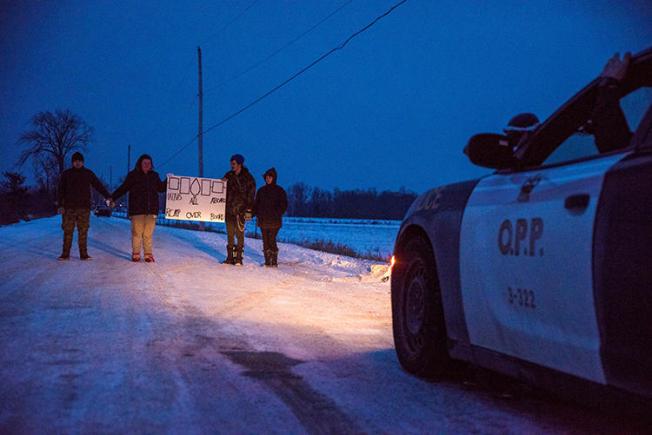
left=222, top=154, right=256, bottom=265
left=111, top=154, right=167, bottom=262
left=254, top=168, right=288, bottom=267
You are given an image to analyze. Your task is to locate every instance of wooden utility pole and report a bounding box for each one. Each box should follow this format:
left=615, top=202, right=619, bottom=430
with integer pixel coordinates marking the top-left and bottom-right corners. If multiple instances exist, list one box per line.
left=197, top=46, right=204, bottom=178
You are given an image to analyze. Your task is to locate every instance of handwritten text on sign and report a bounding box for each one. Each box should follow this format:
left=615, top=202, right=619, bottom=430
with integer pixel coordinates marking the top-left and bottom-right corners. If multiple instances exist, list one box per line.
left=165, top=174, right=227, bottom=222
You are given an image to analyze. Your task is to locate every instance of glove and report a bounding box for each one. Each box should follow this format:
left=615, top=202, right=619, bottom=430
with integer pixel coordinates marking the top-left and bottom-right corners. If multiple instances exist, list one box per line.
left=57, top=207, right=65, bottom=215
left=600, top=52, right=631, bottom=82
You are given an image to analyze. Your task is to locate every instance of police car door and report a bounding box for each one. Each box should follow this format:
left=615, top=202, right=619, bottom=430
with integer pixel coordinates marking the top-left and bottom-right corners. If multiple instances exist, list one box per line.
left=459, top=89, right=635, bottom=383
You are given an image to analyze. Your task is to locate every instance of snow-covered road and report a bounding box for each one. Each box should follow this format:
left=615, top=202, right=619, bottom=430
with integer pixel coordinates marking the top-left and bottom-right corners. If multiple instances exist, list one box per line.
left=0, top=216, right=647, bottom=433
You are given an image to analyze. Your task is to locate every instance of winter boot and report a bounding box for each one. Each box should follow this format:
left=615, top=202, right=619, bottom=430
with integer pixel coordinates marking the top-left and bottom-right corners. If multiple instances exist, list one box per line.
left=271, top=250, right=279, bottom=267
left=132, top=253, right=141, bottom=262
left=144, top=254, right=155, bottom=263
left=222, top=245, right=235, bottom=265
left=234, top=247, right=243, bottom=266
left=264, top=249, right=273, bottom=266
left=60, top=236, right=72, bottom=261
left=80, top=247, right=91, bottom=260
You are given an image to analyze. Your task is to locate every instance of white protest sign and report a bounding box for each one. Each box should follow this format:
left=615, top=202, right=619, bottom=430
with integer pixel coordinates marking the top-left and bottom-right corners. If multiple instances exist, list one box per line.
left=165, top=174, right=227, bottom=223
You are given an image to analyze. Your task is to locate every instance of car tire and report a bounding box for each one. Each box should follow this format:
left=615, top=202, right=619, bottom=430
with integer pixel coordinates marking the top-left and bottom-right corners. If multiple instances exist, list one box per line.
left=392, top=235, right=450, bottom=378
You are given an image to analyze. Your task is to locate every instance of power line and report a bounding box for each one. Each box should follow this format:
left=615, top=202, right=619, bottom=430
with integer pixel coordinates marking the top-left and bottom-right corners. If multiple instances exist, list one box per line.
left=199, top=0, right=260, bottom=46
left=162, top=0, right=260, bottom=98
left=159, top=134, right=198, bottom=170
left=202, top=0, right=408, bottom=136
left=159, top=0, right=408, bottom=171
left=166, top=0, right=260, bottom=97
left=203, top=0, right=352, bottom=97
left=146, top=2, right=260, bottom=173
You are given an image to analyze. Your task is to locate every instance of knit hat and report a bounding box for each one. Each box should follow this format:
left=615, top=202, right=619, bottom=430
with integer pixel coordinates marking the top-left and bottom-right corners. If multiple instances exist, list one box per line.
left=230, top=154, right=245, bottom=165
left=72, top=152, right=84, bottom=162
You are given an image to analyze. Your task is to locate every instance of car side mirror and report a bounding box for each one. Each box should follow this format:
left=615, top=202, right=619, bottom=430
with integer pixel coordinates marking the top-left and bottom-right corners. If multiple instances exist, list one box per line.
left=464, top=133, right=516, bottom=169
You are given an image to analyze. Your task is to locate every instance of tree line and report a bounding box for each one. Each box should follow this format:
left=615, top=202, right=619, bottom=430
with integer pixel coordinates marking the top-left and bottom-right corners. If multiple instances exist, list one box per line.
left=285, top=183, right=416, bottom=220
left=2, top=109, right=418, bottom=225
left=1, top=110, right=93, bottom=224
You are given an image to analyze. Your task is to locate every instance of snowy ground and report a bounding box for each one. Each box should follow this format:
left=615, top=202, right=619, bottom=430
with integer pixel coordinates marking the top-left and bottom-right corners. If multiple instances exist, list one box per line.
left=273, top=217, right=399, bottom=258
left=115, top=211, right=400, bottom=259
left=0, top=216, right=648, bottom=433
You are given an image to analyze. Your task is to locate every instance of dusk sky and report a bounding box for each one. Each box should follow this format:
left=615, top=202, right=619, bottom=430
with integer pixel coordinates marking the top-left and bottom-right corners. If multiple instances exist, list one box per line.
left=1, top=0, right=651, bottom=193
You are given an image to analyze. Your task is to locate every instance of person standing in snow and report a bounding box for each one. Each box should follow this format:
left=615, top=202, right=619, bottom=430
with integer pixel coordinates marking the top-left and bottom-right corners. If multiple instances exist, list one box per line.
left=222, top=154, right=256, bottom=265
left=57, top=152, right=112, bottom=260
left=111, top=154, right=167, bottom=262
left=253, top=168, right=288, bottom=267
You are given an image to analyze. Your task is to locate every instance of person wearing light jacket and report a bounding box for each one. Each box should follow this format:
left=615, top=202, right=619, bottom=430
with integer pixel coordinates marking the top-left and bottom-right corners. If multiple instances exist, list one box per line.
left=111, top=154, right=166, bottom=262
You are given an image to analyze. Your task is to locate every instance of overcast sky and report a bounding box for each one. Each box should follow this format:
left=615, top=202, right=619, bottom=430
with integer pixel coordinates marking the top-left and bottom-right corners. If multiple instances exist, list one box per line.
left=1, top=0, right=651, bottom=193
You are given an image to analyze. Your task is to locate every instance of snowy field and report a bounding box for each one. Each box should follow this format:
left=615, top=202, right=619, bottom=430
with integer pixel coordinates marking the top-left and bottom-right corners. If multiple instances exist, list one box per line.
left=276, top=217, right=400, bottom=258
left=0, top=216, right=648, bottom=433
left=114, top=211, right=401, bottom=258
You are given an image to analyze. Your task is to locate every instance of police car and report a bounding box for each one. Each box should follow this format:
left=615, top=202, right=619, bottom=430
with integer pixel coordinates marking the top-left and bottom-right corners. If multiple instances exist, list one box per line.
left=391, top=47, right=652, bottom=402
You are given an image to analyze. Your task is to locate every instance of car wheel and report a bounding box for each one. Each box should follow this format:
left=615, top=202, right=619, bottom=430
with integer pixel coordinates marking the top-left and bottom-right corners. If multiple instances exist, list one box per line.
left=392, top=235, right=450, bottom=377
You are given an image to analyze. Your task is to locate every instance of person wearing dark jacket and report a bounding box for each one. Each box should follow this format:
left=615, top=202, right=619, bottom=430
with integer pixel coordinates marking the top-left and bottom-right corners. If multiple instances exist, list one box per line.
left=222, top=154, right=256, bottom=265
left=111, top=154, right=167, bottom=262
left=57, top=152, right=112, bottom=260
left=254, top=168, right=288, bottom=267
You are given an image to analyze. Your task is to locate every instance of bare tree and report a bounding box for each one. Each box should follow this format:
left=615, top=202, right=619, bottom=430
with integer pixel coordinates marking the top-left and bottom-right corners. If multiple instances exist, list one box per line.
left=32, top=154, right=59, bottom=194
left=1, top=171, right=29, bottom=221
left=17, top=109, right=93, bottom=175
left=1, top=171, right=27, bottom=197
left=287, top=182, right=310, bottom=216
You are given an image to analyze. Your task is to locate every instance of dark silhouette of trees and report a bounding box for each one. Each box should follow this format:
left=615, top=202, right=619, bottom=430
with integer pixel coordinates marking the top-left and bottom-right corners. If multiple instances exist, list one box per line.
left=32, top=154, right=59, bottom=196
left=17, top=109, right=93, bottom=176
left=0, top=170, right=67, bottom=225
left=1, top=171, right=28, bottom=198
left=309, top=187, right=333, bottom=216
left=287, top=182, right=309, bottom=216
left=0, top=172, right=28, bottom=224
left=285, top=183, right=417, bottom=220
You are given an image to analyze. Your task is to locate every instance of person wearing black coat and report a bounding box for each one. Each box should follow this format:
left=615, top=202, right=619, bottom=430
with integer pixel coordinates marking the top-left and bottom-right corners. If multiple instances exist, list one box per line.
left=111, top=154, right=167, bottom=262
left=57, top=152, right=112, bottom=260
left=254, top=167, right=288, bottom=267
left=222, top=154, right=256, bottom=265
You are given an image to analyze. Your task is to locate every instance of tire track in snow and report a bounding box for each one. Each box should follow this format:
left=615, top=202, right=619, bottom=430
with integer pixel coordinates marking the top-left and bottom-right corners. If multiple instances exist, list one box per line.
left=138, top=251, right=362, bottom=434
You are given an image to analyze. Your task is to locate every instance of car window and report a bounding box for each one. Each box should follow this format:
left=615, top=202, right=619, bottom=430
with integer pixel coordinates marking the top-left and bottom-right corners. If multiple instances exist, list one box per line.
left=621, top=87, right=652, bottom=131
left=542, top=131, right=598, bottom=166
left=540, top=86, right=651, bottom=167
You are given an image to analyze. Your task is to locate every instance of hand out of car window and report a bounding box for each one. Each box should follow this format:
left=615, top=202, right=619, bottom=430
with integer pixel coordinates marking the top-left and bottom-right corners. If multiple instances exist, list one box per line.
left=600, top=52, right=632, bottom=82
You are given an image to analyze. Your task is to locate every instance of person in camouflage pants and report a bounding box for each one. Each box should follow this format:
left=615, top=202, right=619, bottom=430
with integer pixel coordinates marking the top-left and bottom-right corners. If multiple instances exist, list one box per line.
left=61, top=208, right=91, bottom=258
left=57, top=152, right=112, bottom=260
